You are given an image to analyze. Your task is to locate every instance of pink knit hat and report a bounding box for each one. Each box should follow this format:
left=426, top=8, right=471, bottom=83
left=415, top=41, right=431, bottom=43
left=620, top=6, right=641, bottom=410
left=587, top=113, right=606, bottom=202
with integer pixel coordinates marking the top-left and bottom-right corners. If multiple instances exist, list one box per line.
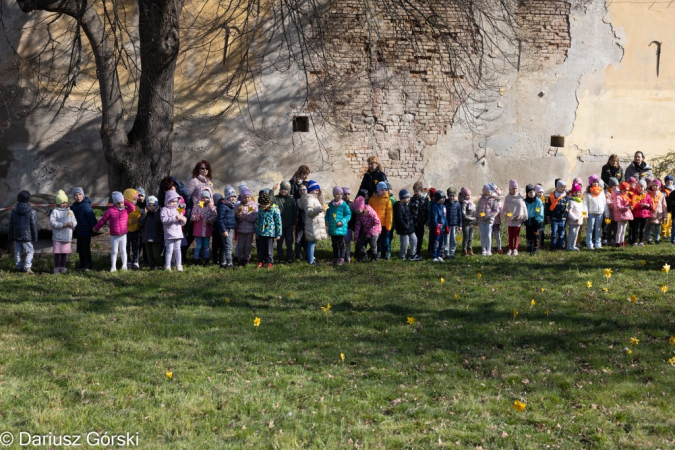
left=571, top=183, right=582, bottom=193
left=509, top=179, right=518, bottom=190
left=573, top=177, right=583, bottom=186
left=354, top=196, right=365, bottom=210
left=460, top=187, right=471, bottom=198
left=588, top=174, right=600, bottom=185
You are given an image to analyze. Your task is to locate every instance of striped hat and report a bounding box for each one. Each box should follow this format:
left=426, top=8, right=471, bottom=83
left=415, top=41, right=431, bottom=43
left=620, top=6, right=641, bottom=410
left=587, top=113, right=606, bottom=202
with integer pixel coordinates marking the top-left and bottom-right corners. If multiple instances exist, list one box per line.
left=307, top=180, right=320, bottom=193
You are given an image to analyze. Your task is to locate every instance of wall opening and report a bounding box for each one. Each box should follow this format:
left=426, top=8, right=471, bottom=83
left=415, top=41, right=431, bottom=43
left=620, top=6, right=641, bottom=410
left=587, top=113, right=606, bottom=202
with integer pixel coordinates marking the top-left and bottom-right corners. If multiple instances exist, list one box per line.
left=293, top=116, right=310, bottom=132
left=550, top=135, right=565, bottom=147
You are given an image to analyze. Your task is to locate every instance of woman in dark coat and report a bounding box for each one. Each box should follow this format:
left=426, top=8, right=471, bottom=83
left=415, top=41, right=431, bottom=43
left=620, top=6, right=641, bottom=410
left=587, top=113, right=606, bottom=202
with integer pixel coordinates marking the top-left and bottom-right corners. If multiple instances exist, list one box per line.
left=600, top=154, right=624, bottom=186
left=357, top=155, right=388, bottom=200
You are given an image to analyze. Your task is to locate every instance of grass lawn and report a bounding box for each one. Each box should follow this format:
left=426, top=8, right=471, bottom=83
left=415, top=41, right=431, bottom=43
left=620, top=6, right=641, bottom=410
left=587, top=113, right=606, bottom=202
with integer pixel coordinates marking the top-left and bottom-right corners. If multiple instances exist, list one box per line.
left=0, top=241, right=674, bottom=449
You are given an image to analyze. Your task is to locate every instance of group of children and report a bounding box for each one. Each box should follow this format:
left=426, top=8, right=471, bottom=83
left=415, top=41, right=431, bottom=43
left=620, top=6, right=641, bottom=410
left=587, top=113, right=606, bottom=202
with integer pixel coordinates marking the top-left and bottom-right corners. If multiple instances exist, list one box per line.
left=7, top=171, right=675, bottom=274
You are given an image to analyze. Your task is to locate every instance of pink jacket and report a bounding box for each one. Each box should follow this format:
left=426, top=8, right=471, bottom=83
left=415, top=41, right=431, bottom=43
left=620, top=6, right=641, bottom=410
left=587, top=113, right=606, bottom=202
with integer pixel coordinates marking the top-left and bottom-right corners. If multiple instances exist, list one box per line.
left=631, top=193, right=653, bottom=219
left=235, top=201, right=259, bottom=234
left=185, top=175, right=214, bottom=208
left=612, top=194, right=633, bottom=222
left=191, top=203, right=217, bottom=237
left=354, top=205, right=382, bottom=241
left=477, top=194, right=500, bottom=223
left=649, top=191, right=667, bottom=224
left=94, top=200, right=135, bottom=236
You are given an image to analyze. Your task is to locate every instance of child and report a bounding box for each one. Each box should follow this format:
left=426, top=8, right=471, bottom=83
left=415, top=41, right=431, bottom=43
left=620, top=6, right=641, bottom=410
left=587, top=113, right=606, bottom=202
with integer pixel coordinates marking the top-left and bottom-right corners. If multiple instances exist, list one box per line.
left=160, top=190, right=187, bottom=271
left=535, top=184, right=545, bottom=249
left=545, top=180, right=569, bottom=250
left=217, top=187, right=237, bottom=268
left=9, top=190, right=38, bottom=274
left=295, top=184, right=307, bottom=261
left=70, top=187, right=97, bottom=271
left=49, top=190, right=77, bottom=274
left=566, top=184, right=585, bottom=251
left=387, top=182, right=396, bottom=258
left=477, top=183, right=500, bottom=255
left=191, top=188, right=218, bottom=264
left=353, top=196, right=382, bottom=262
left=409, top=182, right=428, bottom=258
left=301, top=180, right=327, bottom=265
left=613, top=182, right=634, bottom=247
left=235, top=187, right=259, bottom=266
left=124, top=189, right=143, bottom=270
left=647, top=180, right=667, bottom=244
left=524, top=184, right=544, bottom=254
left=325, top=187, right=352, bottom=265
left=583, top=175, right=606, bottom=250
left=492, top=188, right=503, bottom=254
left=343, top=187, right=356, bottom=263
left=630, top=180, right=652, bottom=246
left=368, top=182, right=393, bottom=260
left=430, top=190, right=448, bottom=262
left=255, top=190, right=282, bottom=268
left=426, top=187, right=437, bottom=256
left=602, top=178, right=618, bottom=246
left=662, top=175, right=674, bottom=241
left=444, top=187, right=462, bottom=260
left=140, top=195, right=163, bottom=270
left=394, top=189, right=421, bottom=261
left=211, top=193, right=224, bottom=265
left=275, top=181, right=297, bottom=263
left=136, top=187, right=147, bottom=266
left=94, top=191, right=135, bottom=272
left=460, top=187, right=476, bottom=256
left=501, top=180, right=528, bottom=256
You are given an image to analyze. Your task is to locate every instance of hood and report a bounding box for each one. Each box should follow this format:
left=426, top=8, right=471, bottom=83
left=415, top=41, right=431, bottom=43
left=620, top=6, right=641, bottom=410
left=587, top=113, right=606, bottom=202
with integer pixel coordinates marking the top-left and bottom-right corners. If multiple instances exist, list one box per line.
left=124, top=188, right=139, bottom=203
left=15, top=202, right=32, bottom=216
left=164, top=190, right=180, bottom=207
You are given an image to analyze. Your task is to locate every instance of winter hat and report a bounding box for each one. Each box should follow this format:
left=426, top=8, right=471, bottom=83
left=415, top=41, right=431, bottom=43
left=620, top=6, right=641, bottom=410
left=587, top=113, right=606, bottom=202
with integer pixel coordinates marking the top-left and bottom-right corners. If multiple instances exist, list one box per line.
left=509, top=179, right=518, bottom=190
left=333, top=186, right=344, bottom=196
left=484, top=182, right=497, bottom=193
left=447, top=187, right=457, bottom=196
left=534, top=185, right=544, bottom=194
left=570, top=184, right=582, bottom=194
left=608, top=177, right=619, bottom=187
left=434, top=190, right=446, bottom=202
left=240, top=187, right=251, bottom=197
left=638, top=179, right=647, bottom=189
left=213, top=193, right=223, bottom=204
left=556, top=180, right=567, bottom=189
left=280, top=181, right=291, bottom=191
left=525, top=184, right=535, bottom=194
left=112, top=191, right=124, bottom=204
left=224, top=186, right=236, bottom=199
left=429, top=188, right=437, bottom=198
left=460, top=187, right=471, bottom=198
left=354, top=196, right=365, bottom=211
left=652, top=179, right=662, bottom=189
left=399, top=189, right=411, bottom=200
left=627, top=176, right=637, bottom=183
left=573, top=177, right=583, bottom=186
left=598, top=180, right=605, bottom=189
left=147, top=195, right=158, bottom=206
left=367, top=155, right=380, bottom=166
left=665, top=175, right=674, bottom=183
left=164, top=190, right=179, bottom=207
left=307, top=180, right=320, bottom=193
left=258, top=190, right=271, bottom=205
left=200, top=189, right=212, bottom=199
left=376, top=181, right=388, bottom=193
left=17, top=190, right=31, bottom=203
left=619, top=182, right=630, bottom=191
left=136, top=187, right=146, bottom=197
left=342, top=187, right=351, bottom=195
left=55, top=190, right=68, bottom=204
left=385, top=182, right=393, bottom=191
left=588, top=174, right=600, bottom=185
left=72, top=187, right=84, bottom=197
left=645, top=175, right=654, bottom=185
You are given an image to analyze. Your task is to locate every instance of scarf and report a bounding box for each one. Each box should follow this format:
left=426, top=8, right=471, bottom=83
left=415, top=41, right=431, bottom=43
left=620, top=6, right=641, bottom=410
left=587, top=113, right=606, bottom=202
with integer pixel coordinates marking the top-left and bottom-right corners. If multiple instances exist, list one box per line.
left=571, top=196, right=582, bottom=203
left=548, top=192, right=566, bottom=211
left=632, top=161, right=647, bottom=171
left=590, top=186, right=603, bottom=197
left=197, top=174, right=211, bottom=184
left=524, top=196, right=536, bottom=204
left=332, top=199, right=343, bottom=207
left=630, top=193, right=646, bottom=208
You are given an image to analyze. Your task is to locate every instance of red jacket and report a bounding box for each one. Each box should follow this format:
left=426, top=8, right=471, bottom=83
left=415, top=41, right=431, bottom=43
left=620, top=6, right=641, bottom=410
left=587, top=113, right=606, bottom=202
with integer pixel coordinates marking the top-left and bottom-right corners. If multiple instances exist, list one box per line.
left=631, top=193, right=653, bottom=219
left=94, top=200, right=135, bottom=236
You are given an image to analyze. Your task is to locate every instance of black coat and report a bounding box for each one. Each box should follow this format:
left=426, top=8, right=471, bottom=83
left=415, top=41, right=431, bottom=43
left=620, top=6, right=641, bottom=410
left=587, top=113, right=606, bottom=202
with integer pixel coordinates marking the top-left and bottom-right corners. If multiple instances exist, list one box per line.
left=394, top=201, right=415, bottom=235
left=9, top=202, right=38, bottom=243
left=600, top=164, right=623, bottom=186
left=141, top=210, right=164, bottom=244
left=409, top=195, right=428, bottom=228
left=358, top=169, right=388, bottom=199
left=70, top=198, right=97, bottom=236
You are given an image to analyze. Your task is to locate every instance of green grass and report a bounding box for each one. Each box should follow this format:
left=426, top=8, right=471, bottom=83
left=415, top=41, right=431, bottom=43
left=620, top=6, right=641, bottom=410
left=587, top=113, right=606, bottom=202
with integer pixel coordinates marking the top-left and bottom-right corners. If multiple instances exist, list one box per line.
left=1, top=241, right=675, bottom=449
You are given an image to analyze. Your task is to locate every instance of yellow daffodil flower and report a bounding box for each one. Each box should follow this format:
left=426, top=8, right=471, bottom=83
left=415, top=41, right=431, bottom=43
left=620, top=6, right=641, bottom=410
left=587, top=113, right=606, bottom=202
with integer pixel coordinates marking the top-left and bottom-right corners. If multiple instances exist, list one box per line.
left=535, top=208, right=540, bottom=213
left=604, top=268, right=612, bottom=279
left=530, top=299, right=536, bottom=307
left=254, top=317, right=261, bottom=327
left=669, top=336, right=675, bottom=346
left=407, top=317, right=416, bottom=325
left=630, top=295, right=637, bottom=303
left=512, top=400, right=526, bottom=411
left=225, top=297, right=230, bottom=303
left=669, top=357, right=675, bottom=366
left=603, top=287, right=609, bottom=292
left=321, top=303, right=332, bottom=312
left=663, top=263, right=671, bottom=273
left=166, top=370, right=173, bottom=379
left=340, top=353, right=345, bottom=362
left=513, top=309, right=519, bottom=318
left=630, top=337, right=639, bottom=346
left=587, top=281, right=592, bottom=288
left=662, top=285, right=669, bottom=293
left=455, top=294, right=460, bottom=299
left=605, top=218, right=611, bottom=224
left=545, top=309, right=549, bottom=317
left=441, top=277, right=445, bottom=284
left=477, top=272, right=482, bottom=279
left=480, top=212, right=486, bottom=217
left=626, top=348, right=632, bottom=355
left=506, top=212, right=513, bottom=217
left=540, top=288, right=545, bottom=292
left=641, top=260, right=647, bottom=266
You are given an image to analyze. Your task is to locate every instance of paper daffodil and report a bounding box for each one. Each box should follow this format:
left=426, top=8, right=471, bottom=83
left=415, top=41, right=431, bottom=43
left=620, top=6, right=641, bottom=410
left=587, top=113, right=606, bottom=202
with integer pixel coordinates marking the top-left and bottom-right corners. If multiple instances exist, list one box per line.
left=506, top=212, right=513, bottom=217
left=166, top=370, right=173, bottom=379
left=322, top=303, right=332, bottom=312
left=479, top=212, right=486, bottom=217
left=407, top=317, right=416, bottom=324
left=630, top=295, right=637, bottom=302
left=662, top=285, right=669, bottom=293
left=669, top=336, right=675, bottom=346
left=254, top=317, right=261, bottom=327
left=663, top=264, right=671, bottom=274
left=530, top=299, right=536, bottom=307
left=605, top=218, right=611, bottom=224
left=535, top=208, right=540, bottom=213
left=669, top=357, right=675, bottom=366
left=512, top=400, right=526, bottom=411
left=604, top=268, right=612, bottom=279
left=587, top=281, right=592, bottom=288
left=340, top=353, right=345, bottom=362
left=441, top=277, right=445, bottom=284
left=630, top=337, right=639, bottom=346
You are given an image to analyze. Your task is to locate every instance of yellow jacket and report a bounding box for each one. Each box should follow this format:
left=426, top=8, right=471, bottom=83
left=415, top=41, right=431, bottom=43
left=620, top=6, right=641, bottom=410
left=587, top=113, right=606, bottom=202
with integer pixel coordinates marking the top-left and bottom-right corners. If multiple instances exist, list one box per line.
left=123, top=188, right=142, bottom=232
left=368, top=194, right=393, bottom=231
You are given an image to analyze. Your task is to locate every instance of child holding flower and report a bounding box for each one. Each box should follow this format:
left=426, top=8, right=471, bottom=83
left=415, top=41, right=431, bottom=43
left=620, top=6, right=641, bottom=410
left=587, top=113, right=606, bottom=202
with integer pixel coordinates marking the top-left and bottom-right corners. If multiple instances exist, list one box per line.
left=326, top=186, right=352, bottom=265
left=477, top=183, right=500, bottom=256
left=460, top=187, right=476, bottom=256
left=583, top=175, right=606, bottom=250
left=566, top=184, right=585, bottom=251
left=49, top=190, right=77, bottom=274
left=501, top=180, right=528, bottom=256
left=524, top=184, right=544, bottom=254
left=235, top=187, right=259, bottom=266
left=613, top=182, right=633, bottom=247
left=94, top=191, right=136, bottom=272
left=647, top=179, right=667, bottom=244
left=353, top=196, right=381, bottom=262
left=630, top=179, right=652, bottom=246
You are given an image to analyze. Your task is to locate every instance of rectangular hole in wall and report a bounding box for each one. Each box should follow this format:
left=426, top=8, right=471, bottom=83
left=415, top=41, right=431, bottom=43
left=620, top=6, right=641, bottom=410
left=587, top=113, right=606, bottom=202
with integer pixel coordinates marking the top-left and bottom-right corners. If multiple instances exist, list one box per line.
left=550, top=135, right=565, bottom=147
left=292, top=116, right=310, bottom=132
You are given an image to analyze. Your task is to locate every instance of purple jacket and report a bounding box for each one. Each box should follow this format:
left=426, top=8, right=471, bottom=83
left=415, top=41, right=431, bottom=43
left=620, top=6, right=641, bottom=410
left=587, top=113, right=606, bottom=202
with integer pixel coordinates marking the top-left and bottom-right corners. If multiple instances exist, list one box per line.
left=354, top=205, right=382, bottom=241
left=161, top=190, right=186, bottom=240
left=94, top=199, right=135, bottom=236
left=235, top=201, right=259, bottom=234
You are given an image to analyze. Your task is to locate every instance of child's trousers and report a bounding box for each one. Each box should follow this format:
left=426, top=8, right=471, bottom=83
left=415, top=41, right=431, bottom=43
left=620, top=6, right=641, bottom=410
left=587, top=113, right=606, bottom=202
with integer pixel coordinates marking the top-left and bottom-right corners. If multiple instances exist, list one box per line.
left=126, top=231, right=141, bottom=266
left=76, top=235, right=93, bottom=270
left=111, top=234, right=128, bottom=270
left=14, top=241, right=34, bottom=271
left=257, top=236, right=275, bottom=264
left=277, top=226, right=294, bottom=262
left=631, top=217, right=647, bottom=244
left=432, top=231, right=445, bottom=258
left=567, top=224, right=580, bottom=250
left=414, top=224, right=425, bottom=256
left=507, top=226, right=521, bottom=251
left=616, top=221, right=628, bottom=245
left=164, top=238, right=182, bottom=268
left=331, top=235, right=346, bottom=260
left=646, top=222, right=661, bottom=243
left=399, top=233, right=418, bottom=258
left=550, top=219, right=566, bottom=249
left=145, top=242, right=163, bottom=268
left=377, top=230, right=390, bottom=256
left=345, top=229, right=354, bottom=261
left=525, top=222, right=540, bottom=253
left=586, top=213, right=603, bottom=249
left=237, top=232, right=254, bottom=264
left=194, top=237, right=211, bottom=260
left=462, top=225, right=474, bottom=252
left=356, top=233, right=378, bottom=260
left=53, top=253, right=67, bottom=269
left=479, top=221, right=493, bottom=253
left=492, top=223, right=502, bottom=251
left=219, top=229, right=234, bottom=265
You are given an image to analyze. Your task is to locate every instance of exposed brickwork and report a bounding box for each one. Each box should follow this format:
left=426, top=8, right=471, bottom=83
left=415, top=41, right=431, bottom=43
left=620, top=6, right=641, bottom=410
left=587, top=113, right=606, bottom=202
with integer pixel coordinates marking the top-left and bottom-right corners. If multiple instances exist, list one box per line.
left=305, top=1, right=572, bottom=180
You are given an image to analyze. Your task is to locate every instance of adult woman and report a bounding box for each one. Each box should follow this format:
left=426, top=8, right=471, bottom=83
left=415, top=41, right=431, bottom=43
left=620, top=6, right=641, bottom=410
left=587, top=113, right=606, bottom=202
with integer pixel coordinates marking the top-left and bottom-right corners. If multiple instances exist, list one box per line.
left=358, top=155, right=388, bottom=199
left=185, top=160, right=214, bottom=207
left=301, top=180, right=327, bottom=265
left=157, top=176, right=190, bottom=209
left=289, top=165, right=311, bottom=200
left=289, top=165, right=311, bottom=260
left=623, top=151, right=653, bottom=181
left=600, top=154, right=624, bottom=186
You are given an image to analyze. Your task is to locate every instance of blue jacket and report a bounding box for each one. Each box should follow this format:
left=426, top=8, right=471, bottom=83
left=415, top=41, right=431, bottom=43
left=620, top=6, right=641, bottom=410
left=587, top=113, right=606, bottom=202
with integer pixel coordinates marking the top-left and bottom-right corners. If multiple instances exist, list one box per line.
left=545, top=192, right=569, bottom=221
left=217, top=197, right=237, bottom=231
left=429, top=202, right=448, bottom=229
left=70, top=198, right=97, bottom=236
left=9, top=202, right=38, bottom=243
left=525, top=197, right=544, bottom=225
left=445, top=200, right=463, bottom=227
left=325, top=201, right=352, bottom=236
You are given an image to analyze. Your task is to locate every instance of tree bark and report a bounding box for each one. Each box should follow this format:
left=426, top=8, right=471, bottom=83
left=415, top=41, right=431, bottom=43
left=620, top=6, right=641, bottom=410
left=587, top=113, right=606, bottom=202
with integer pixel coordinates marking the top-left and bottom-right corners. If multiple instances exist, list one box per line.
left=16, top=0, right=182, bottom=194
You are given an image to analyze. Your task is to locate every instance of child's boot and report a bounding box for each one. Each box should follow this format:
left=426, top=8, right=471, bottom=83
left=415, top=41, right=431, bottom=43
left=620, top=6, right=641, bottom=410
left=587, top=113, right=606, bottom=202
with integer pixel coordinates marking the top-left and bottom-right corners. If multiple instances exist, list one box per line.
left=54, top=268, right=60, bottom=275
left=468, top=248, right=475, bottom=256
